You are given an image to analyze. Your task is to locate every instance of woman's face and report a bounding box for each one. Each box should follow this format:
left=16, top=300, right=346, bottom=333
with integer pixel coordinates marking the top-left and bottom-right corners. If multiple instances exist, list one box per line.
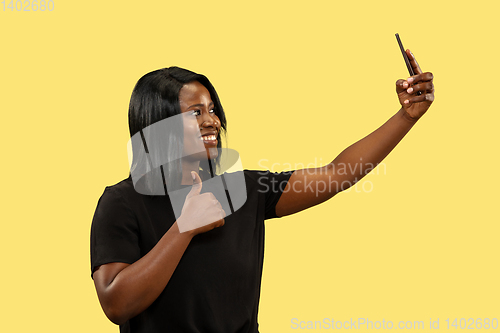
left=179, top=81, right=220, bottom=161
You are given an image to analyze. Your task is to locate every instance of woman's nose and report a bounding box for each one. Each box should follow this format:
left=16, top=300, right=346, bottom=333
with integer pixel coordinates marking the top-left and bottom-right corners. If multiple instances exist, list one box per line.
left=200, top=111, right=217, bottom=128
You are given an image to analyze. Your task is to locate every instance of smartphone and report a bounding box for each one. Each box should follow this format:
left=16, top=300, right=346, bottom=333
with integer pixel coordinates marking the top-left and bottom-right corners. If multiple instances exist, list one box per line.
left=395, top=33, right=421, bottom=95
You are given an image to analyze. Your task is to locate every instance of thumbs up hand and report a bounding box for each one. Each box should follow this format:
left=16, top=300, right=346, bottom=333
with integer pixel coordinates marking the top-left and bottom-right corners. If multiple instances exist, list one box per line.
left=177, top=171, right=226, bottom=235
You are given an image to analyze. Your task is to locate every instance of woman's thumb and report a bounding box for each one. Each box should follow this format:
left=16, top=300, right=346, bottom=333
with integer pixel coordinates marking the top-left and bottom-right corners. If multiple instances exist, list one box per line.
left=187, top=171, right=202, bottom=197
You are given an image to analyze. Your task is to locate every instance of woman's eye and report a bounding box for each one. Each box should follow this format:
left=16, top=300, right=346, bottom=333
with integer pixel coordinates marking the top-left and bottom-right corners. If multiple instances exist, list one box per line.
left=209, top=109, right=215, bottom=113
left=192, top=110, right=201, bottom=116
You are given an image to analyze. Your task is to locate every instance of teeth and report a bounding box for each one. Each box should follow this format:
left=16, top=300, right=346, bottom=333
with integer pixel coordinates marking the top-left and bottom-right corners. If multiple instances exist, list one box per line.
left=201, top=135, right=216, bottom=141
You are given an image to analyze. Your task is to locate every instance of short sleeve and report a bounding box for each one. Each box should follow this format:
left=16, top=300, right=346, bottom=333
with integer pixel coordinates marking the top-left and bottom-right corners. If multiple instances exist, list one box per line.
left=258, top=170, right=293, bottom=220
left=90, top=187, right=141, bottom=279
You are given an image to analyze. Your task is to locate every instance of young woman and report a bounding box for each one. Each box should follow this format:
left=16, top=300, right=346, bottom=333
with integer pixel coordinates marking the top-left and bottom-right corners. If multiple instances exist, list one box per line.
left=91, top=50, right=434, bottom=332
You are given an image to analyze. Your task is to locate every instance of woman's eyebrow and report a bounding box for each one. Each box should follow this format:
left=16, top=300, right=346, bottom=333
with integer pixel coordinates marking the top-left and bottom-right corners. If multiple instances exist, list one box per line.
left=187, top=101, right=214, bottom=109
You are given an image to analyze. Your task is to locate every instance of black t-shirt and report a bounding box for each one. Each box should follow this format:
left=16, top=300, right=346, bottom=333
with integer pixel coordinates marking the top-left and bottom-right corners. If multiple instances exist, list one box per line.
left=90, top=169, right=293, bottom=333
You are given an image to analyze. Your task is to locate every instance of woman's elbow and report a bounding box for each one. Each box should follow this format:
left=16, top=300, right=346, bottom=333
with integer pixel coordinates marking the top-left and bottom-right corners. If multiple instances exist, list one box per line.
left=93, top=263, right=133, bottom=325
left=97, top=291, right=135, bottom=325
left=95, top=283, right=133, bottom=325
left=103, top=305, right=129, bottom=326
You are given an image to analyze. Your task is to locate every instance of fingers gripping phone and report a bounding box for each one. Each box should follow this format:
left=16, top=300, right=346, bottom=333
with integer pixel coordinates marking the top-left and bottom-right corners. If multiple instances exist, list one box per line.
left=395, top=33, right=422, bottom=96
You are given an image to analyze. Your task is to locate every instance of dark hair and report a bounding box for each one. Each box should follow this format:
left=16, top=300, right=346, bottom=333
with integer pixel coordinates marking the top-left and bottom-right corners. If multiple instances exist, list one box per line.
left=128, top=66, right=227, bottom=194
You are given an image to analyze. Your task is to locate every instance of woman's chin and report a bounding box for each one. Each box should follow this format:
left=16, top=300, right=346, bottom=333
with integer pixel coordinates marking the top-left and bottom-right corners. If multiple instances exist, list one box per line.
left=206, top=148, right=219, bottom=160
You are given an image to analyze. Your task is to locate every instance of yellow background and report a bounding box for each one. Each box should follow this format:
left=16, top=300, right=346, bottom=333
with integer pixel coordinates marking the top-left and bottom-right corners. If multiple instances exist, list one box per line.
left=1, top=0, right=498, bottom=331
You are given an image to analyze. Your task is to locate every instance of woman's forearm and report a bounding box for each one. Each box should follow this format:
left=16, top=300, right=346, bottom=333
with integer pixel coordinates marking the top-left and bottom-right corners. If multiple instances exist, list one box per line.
left=95, top=221, right=193, bottom=325
left=329, top=108, right=418, bottom=189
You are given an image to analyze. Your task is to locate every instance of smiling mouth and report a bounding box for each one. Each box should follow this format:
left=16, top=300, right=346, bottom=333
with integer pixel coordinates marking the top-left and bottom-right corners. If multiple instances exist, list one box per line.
left=200, top=134, right=218, bottom=145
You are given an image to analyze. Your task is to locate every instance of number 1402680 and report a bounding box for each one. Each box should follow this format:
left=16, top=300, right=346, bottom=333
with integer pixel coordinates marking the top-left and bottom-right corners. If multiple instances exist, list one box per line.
left=2, top=0, right=54, bottom=11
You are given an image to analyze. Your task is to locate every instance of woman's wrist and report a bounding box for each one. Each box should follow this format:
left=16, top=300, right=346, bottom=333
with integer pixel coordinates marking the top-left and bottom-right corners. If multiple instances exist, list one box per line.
left=399, top=107, right=420, bottom=124
left=172, top=220, right=196, bottom=240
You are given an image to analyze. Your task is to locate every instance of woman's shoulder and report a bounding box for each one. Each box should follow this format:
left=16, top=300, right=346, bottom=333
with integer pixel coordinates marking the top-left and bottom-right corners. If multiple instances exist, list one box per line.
left=101, top=175, right=134, bottom=194
left=238, top=169, right=294, bottom=192
left=242, top=169, right=293, bottom=180
left=97, top=175, right=139, bottom=207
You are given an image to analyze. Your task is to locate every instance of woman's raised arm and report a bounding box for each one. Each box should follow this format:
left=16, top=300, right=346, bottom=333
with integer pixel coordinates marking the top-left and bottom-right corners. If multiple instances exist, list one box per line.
left=275, top=49, right=435, bottom=217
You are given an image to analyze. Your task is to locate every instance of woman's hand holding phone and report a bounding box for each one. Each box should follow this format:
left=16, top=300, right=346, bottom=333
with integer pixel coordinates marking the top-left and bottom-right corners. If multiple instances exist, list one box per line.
left=395, top=49, right=435, bottom=121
